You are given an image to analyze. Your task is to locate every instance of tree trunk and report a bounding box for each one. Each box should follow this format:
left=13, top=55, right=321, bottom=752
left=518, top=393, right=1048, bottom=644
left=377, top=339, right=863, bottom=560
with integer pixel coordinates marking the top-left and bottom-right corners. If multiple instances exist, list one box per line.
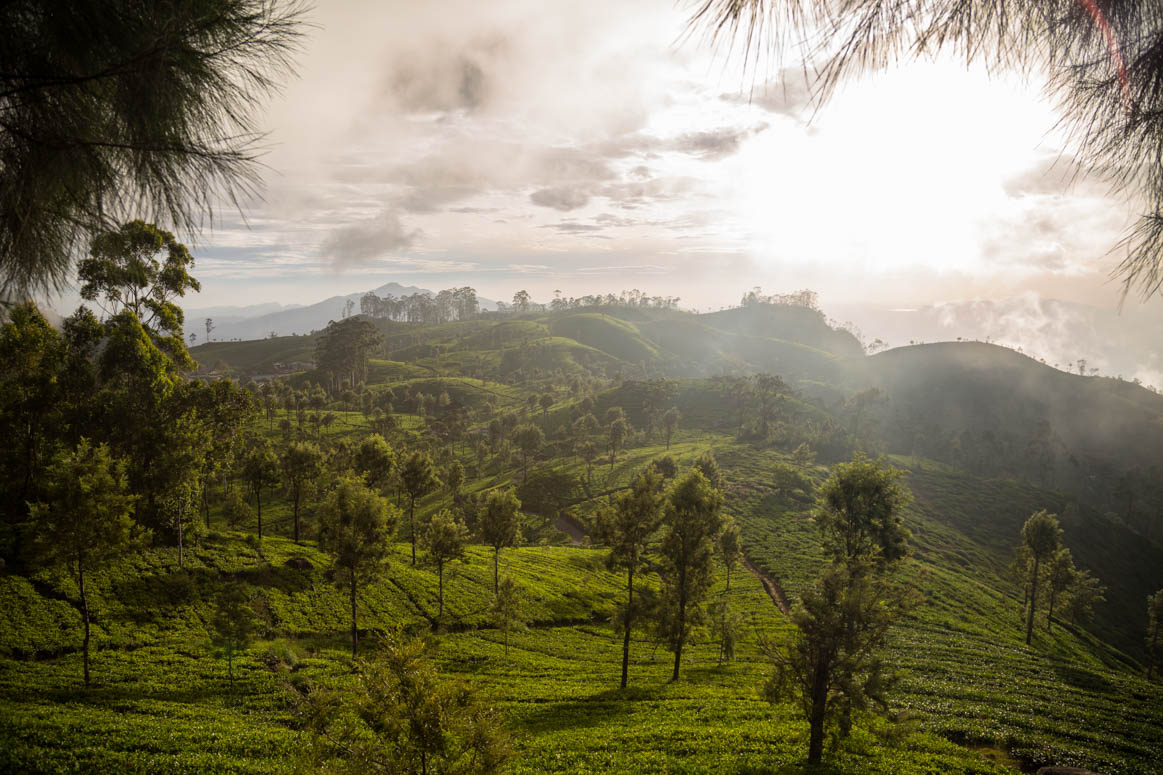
left=79, top=557, right=91, bottom=687
left=256, top=488, right=263, bottom=541
left=621, top=565, right=634, bottom=689
left=671, top=568, right=687, bottom=682
left=807, top=660, right=829, bottom=764
left=350, top=571, right=358, bottom=658
left=177, top=506, right=184, bottom=569
left=203, top=483, right=211, bottom=530
left=725, top=564, right=731, bottom=592
left=1047, top=589, right=1057, bottom=631
left=437, top=560, right=445, bottom=619
left=409, top=495, right=416, bottom=566
left=292, top=488, right=300, bottom=544
left=493, top=546, right=500, bottom=593
left=1025, top=556, right=1041, bottom=645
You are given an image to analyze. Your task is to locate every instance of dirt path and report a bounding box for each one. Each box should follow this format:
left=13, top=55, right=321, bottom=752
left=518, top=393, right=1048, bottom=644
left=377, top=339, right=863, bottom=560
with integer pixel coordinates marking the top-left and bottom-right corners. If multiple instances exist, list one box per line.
left=743, top=556, right=790, bottom=616
left=553, top=513, right=588, bottom=545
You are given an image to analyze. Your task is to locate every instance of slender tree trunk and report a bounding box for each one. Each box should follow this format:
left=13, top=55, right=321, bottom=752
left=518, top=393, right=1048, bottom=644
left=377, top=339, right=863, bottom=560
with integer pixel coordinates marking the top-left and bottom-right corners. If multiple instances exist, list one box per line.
left=725, top=564, right=731, bottom=592
left=292, top=488, right=300, bottom=544
left=437, top=560, right=445, bottom=619
left=1047, top=589, right=1057, bottom=631
left=493, top=546, right=500, bottom=593
left=621, top=565, right=634, bottom=689
left=1025, top=557, right=1041, bottom=645
left=350, top=570, right=358, bottom=658
left=203, top=482, right=211, bottom=530
left=671, top=569, right=687, bottom=682
left=177, top=506, right=184, bottom=569
left=807, top=660, right=829, bottom=764
left=256, top=488, right=263, bottom=541
left=79, top=557, right=91, bottom=687
left=409, top=495, right=417, bottom=566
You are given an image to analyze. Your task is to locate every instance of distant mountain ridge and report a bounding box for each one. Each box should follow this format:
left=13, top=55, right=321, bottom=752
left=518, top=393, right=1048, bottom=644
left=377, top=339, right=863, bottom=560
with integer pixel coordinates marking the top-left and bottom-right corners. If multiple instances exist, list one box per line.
left=191, top=282, right=498, bottom=342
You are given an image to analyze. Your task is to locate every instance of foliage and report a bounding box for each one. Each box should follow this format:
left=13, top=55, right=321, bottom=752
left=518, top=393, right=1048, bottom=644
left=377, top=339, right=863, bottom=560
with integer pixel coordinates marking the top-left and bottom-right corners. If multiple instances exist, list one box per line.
left=241, top=439, right=280, bottom=541
left=293, top=635, right=512, bottom=775
left=400, top=451, right=439, bottom=566
left=210, top=583, right=259, bottom=683
left=315, top=317, right=383, bottom=395
left=1021, top=510, right=1063, bottom=645
left=280, top=440, right=322, bottom=543
left=491, top=577, right=528, bottom=657
left=0, top=0, right=305, bottom=295
left=317, top=477, right=399, bottom=656
left=595, top=468, right=666, bottom=688
left=815, top=455, right=911, bottom=571
left=658, top=469, right=724, bottom=681
left=30, top=439, right=143, bottom=685
left=479, top=488, right=522, bottom=593
left=422, top=510, right=470, bottom=619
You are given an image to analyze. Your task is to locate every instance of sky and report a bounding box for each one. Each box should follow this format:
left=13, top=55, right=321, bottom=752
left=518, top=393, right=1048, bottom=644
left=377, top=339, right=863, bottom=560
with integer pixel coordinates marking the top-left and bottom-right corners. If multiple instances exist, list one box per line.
left=169, top=0, right=1152, bottom=320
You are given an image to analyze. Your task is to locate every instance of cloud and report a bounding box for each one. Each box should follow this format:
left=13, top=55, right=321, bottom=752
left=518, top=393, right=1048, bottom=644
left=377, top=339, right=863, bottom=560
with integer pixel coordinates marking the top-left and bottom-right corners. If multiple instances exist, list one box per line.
left=544, top=221, right=603, bottom=232
left=530, top=186, right=591, bottom=211
left=674, top=126, right=763, bottom=160
left=720, top=70, right=816, bottom=118
left=320, top=211, right=420, bottom=267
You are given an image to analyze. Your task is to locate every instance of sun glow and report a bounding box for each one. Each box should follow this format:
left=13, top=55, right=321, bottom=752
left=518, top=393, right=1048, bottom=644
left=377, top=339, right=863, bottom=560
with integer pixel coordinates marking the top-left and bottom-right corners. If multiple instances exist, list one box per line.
left=732, top=59, right=1067, bottom=276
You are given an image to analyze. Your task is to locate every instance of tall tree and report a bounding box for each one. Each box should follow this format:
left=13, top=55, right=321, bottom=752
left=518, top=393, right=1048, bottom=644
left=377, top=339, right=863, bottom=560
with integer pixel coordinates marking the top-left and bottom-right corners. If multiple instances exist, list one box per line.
left=596, top=468, right=666, bottom=689
left=78, top=220, right=199, bottom=364
left=399, top=451, right=439, bottom=566
left=659, top=469, right=724, bottom=681
left=718, top=517, right=742, bottom=591
left=353, top=433, right=396, bottom=494
left=210, top=583, right=259, bottom=685
left=512, top=423, right=544, bottom=484
left=317, top=477, right=398, bottom=657
left=241, top=439, right=280, bottom=542
left=31, top=440, right=142, bottom=686
left=662, top=407, right=681, bottom=450
left=693, top=449, right=724, bottom=490
left=421, top=510, right=469, bottom=620
left=491, top=575, right=527, bottom=657
left=280, top=441, right=322, bottom=543
left=1020, top=510, right=1063, bottom=645
left=0, top=0, right=306, bottom=296
left=814, top=455, right=911, bottom=572
left=479, top=488, right=521, bottom=593
left=314, top=317, right=383, bottom=395
left=608, top=417, right=627, bottom=470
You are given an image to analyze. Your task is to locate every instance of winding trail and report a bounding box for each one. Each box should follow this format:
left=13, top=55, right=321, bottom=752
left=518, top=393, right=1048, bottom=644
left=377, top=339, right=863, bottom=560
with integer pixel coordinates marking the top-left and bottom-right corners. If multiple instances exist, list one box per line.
left=743, top=555, right=790, bottom=616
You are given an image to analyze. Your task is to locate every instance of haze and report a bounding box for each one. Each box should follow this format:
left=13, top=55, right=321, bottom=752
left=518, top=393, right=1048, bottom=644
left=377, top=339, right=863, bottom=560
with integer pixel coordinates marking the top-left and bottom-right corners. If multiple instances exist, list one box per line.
left=96, top=1, right=1163, bottom=380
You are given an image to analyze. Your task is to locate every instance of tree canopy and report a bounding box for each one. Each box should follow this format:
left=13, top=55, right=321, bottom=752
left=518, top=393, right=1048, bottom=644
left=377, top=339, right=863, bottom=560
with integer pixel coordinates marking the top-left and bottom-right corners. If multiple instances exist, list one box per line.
left=0, top=0, right=306, bottom=297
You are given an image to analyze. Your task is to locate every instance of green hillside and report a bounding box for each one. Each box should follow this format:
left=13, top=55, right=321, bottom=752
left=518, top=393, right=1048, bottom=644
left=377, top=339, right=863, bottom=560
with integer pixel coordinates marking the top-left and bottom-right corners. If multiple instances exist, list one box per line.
left=5, top=299, right=1163, bottom=774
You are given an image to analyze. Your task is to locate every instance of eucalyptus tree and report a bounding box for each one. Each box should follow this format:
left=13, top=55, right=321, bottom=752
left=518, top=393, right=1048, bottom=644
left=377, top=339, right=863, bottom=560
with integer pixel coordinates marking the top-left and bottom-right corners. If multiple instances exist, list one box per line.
left=659, top=469, right=724, bottom=682
left=421, top=510, right=470, bottom=619
left=596, top=468, right=666, bottom=689
left=318, top=477, right=399, bottom=657
left=399, top=451, right=440, bottom=566
left=512, top=423, right=544, bottom=484
left=479, top=488, right=522, bottom=593
left=280, top=441, right=322, bottom=543
left=1020, top=510, right=1063, bottom=645
left=718, top=517, right=742, bottom=591
left=241, top=439, right=280, bottom=542
left=31, top=440, right=143, bottom=686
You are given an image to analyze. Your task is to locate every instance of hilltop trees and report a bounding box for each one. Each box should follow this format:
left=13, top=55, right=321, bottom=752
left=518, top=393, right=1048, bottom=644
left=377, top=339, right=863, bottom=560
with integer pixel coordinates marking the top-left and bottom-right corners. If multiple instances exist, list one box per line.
left=479, top=488, right=521, bottom=593
left=596, top=468, right=666, bottom=689
left=315, top=317, right=382, bottom=395
left=31, top=440, right=142, bottom=686
left=318, top=477, right=399, bottom=657
left=1020, top=510, right=1063, bottom=645
left=422, top=510, right=469, bottom=620
left=399, top=451, right=439, bottom=566
left=659, top=469, right=724, bottom=682
left=767, top=455, right=913, bottom=765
